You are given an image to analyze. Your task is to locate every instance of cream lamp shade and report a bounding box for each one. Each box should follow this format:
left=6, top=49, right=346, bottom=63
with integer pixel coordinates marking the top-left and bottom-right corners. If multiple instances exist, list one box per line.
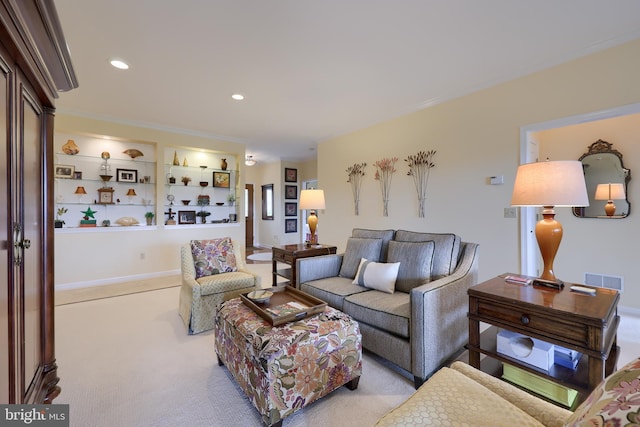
left=594, top=183, right=625, bottom=217
left=511, top=160, right=589, bottom=286
left=299, top=189, right=325, bottom=245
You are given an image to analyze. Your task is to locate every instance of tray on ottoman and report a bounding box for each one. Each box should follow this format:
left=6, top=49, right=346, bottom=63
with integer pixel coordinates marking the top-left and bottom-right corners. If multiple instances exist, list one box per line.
left=241, top=285, right=327, bottom=326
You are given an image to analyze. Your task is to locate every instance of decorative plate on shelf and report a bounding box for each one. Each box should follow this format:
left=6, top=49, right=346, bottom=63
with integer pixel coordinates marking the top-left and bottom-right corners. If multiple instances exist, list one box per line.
left=123, top=148, right=143, bottom=159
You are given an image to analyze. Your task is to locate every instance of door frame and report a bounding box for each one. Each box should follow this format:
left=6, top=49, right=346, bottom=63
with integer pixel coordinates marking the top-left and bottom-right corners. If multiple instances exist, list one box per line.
left=518, top=102, right=640, bottom=276
left=245, top=184, right=254, bottom=248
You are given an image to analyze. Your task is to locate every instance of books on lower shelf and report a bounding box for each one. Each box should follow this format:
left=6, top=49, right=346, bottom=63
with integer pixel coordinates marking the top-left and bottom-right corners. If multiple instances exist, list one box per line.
left=502, top=363, right=578, bottom=407
left=554, top=345, right=582, bottom=370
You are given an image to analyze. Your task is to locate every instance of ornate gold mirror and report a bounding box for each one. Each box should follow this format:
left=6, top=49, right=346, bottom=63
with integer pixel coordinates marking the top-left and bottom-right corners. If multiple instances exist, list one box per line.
left=573, top=140, right=631, bottom=218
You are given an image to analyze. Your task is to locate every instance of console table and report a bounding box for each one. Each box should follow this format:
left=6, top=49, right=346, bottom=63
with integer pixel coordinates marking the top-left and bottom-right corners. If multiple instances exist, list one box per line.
left=468, top=273, right=619, bottom=405
left=272, top=244, right=337, bottom=287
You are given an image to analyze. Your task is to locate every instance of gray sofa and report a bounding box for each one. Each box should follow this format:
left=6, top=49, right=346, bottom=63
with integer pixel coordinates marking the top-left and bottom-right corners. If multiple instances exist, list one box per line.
left=296, top=229, right=479, bottom=388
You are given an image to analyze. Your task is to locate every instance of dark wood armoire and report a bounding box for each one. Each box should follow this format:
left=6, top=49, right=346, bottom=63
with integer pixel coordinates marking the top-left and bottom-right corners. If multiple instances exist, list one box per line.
left=0, top=0, right=77, bottom=403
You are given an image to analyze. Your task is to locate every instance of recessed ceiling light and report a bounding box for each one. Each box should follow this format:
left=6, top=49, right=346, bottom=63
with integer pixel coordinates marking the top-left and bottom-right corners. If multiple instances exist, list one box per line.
left=231, top=94, right=244, bottom=101
left=110, top=59, right=129, bottom=70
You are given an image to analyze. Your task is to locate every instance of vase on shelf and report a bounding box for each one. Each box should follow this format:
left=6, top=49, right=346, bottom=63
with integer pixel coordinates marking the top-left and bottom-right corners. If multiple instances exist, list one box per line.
left=221, top=158, right=228, bottom=170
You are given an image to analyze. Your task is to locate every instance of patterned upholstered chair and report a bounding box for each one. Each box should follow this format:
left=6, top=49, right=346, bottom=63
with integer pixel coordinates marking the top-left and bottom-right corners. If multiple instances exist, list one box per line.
left=179, top=238, right=260, bottom=334
left=376, top=357, right=640, bottom=427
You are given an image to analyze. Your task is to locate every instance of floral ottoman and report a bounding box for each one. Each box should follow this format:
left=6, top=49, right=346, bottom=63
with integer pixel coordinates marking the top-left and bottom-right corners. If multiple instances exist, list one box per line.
left=214, top=298, right=362, bottom=427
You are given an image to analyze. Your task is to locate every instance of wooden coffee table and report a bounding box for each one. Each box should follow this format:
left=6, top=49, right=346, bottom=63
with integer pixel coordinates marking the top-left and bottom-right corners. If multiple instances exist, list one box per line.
left=467, top=273, right=619, bottom=405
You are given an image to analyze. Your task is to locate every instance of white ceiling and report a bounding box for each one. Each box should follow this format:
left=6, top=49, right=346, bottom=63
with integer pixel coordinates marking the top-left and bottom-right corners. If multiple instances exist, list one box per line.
left=54, top=1, right=640, bottom=163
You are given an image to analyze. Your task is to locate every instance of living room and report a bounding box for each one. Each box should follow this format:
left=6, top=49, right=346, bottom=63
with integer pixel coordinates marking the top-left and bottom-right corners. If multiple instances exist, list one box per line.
left=5, top=1, right=640, bottom=426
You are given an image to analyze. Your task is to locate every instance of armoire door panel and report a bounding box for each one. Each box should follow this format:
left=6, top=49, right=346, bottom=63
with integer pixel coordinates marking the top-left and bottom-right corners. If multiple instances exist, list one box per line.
left=0, top=43, right=10, bottom=404
left=17, top=74, right=44, bottom=402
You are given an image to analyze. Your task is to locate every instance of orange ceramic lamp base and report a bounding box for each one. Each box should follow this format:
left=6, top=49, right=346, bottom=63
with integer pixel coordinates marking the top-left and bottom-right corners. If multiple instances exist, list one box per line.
left=604, top=201, right=616, bottom=216
left=535, top=207, right=563, bottom=284
left=307, top=211, right=318, bottom=244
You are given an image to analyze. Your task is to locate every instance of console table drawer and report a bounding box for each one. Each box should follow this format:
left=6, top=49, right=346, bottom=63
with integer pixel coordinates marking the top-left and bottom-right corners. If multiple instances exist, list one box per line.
left=476, top=300, right=589, bottom=347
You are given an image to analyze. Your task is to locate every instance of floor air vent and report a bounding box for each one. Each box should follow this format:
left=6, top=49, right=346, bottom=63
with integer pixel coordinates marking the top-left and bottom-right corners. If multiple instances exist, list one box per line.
left=584, top=273, right=624, bottom=292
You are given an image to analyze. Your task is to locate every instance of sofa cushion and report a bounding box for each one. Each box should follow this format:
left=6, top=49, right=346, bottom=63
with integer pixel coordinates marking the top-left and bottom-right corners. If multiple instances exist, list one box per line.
left=352, top=258, right=400, bottom=294
left=343, top=290, right=410, bottom=338
left=387, top=240, right=435, bottom=293
left=190, top=238, right=238, bottom=278
left=339, top=237, right=384, bottom=279
left=300, top=277, right=369, bottom=311
left=352, top=228, right=395, bottom=261
left=394, top=230, right=460, bottom=278
left=564, top=357, right=640, bottom=427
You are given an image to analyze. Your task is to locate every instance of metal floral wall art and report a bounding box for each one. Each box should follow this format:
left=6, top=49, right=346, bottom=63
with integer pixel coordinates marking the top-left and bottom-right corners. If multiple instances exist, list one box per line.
left=405, top=150, right=436, bottom=218
left=374, top=157, right=398, bottom=216
left=346, top=162, right=367, bottom=215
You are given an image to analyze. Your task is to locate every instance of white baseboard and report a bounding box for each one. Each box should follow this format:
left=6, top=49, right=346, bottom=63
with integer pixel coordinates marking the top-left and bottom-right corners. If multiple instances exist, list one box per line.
left=55, top=269, right=180, bottom=291
left=620, top=305, right=640, bottom=319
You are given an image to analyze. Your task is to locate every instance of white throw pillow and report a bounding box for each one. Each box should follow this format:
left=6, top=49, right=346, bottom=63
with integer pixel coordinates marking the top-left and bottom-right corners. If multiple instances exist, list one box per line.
left=352, top=258, right=400, bottom=294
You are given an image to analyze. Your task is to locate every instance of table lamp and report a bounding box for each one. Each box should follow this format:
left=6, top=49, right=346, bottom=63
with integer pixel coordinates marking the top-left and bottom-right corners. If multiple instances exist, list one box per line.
left=594, top=183, right=625, bottom=217
left=299, top=189, right=325, bottom=245
left=511, top=160, right=589, bottom=287
left=74, top=186, right=87, bottom=201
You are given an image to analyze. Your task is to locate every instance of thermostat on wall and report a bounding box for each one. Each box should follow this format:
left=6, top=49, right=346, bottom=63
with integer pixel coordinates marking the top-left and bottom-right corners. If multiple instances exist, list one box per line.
left=490, top=175, right=504, bottom=185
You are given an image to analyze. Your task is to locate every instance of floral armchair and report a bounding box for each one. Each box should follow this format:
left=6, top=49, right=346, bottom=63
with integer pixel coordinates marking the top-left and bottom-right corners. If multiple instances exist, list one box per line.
left=178, top=238, right=259, bottom=334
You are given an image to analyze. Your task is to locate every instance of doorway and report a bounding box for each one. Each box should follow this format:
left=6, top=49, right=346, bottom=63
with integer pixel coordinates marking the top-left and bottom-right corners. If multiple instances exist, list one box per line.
left=518, top=102, right=640, bottom=276
left=245, top=184, right=254, bottom=248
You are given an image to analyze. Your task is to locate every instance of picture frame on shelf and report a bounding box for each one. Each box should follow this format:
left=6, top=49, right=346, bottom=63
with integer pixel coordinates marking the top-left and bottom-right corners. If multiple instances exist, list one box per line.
left=285, top=185, right=297, bottom=199
left=54, top=164, right=75, bottom=179
left=73, top=171, right=82, bottom=179
left=213, top=171, right=230, bottom=188
left=116, top=168, right=138, bottom=183
left=285, top=218, right=297, bottom=233
left=285, top=202, right=297, bottom=216
left=285, top=167, right=297, bottom=182
left=178, top=210, right=196, bottom=224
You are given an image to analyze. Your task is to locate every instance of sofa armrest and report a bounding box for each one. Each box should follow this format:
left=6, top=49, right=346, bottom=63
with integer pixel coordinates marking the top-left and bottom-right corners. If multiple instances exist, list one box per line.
left=450, top=362, right=572, bottom=426
left=410, top=242, right=479, bottom=381
left=296, top=254, right=344, bottom=286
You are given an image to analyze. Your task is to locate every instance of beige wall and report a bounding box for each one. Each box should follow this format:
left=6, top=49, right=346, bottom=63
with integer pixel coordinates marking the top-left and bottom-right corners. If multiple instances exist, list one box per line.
left=54, top=115, right=247, bottom=288
left=317, top=38, right=640, bottom=309
left=54, top=111, right=316, bottom=288
left=244, top=158, right=318, bottom=248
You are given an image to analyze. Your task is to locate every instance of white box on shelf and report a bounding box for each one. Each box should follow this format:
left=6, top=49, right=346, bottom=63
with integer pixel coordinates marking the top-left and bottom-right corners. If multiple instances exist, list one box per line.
left=496, top=329, right=554, bottom=371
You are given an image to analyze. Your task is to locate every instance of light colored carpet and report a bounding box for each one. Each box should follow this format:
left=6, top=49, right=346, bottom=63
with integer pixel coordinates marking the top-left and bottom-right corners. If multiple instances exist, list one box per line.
left=53, top=262, right=640, bottom=426
left=246, top=252, right=272, bottom=262
left=54, top=284, right=415, bottom=426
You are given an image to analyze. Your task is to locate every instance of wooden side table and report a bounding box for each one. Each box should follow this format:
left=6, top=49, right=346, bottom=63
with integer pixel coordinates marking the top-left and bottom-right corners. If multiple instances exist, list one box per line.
left=272, top=244, right=337, bottom=287
left=468, top=273, right=620, bottom=405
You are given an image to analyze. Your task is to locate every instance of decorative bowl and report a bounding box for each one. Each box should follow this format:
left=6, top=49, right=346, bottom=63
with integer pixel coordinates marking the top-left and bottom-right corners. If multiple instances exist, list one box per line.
left=247, top=290, right=273, bottom=304
left=99, top=174, right=113, bottom=182
left=199, top=181, right=208, bottom=187
left=215, top=202, right=224, bottom=206
left=181, top=200, right=190, bottom=205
